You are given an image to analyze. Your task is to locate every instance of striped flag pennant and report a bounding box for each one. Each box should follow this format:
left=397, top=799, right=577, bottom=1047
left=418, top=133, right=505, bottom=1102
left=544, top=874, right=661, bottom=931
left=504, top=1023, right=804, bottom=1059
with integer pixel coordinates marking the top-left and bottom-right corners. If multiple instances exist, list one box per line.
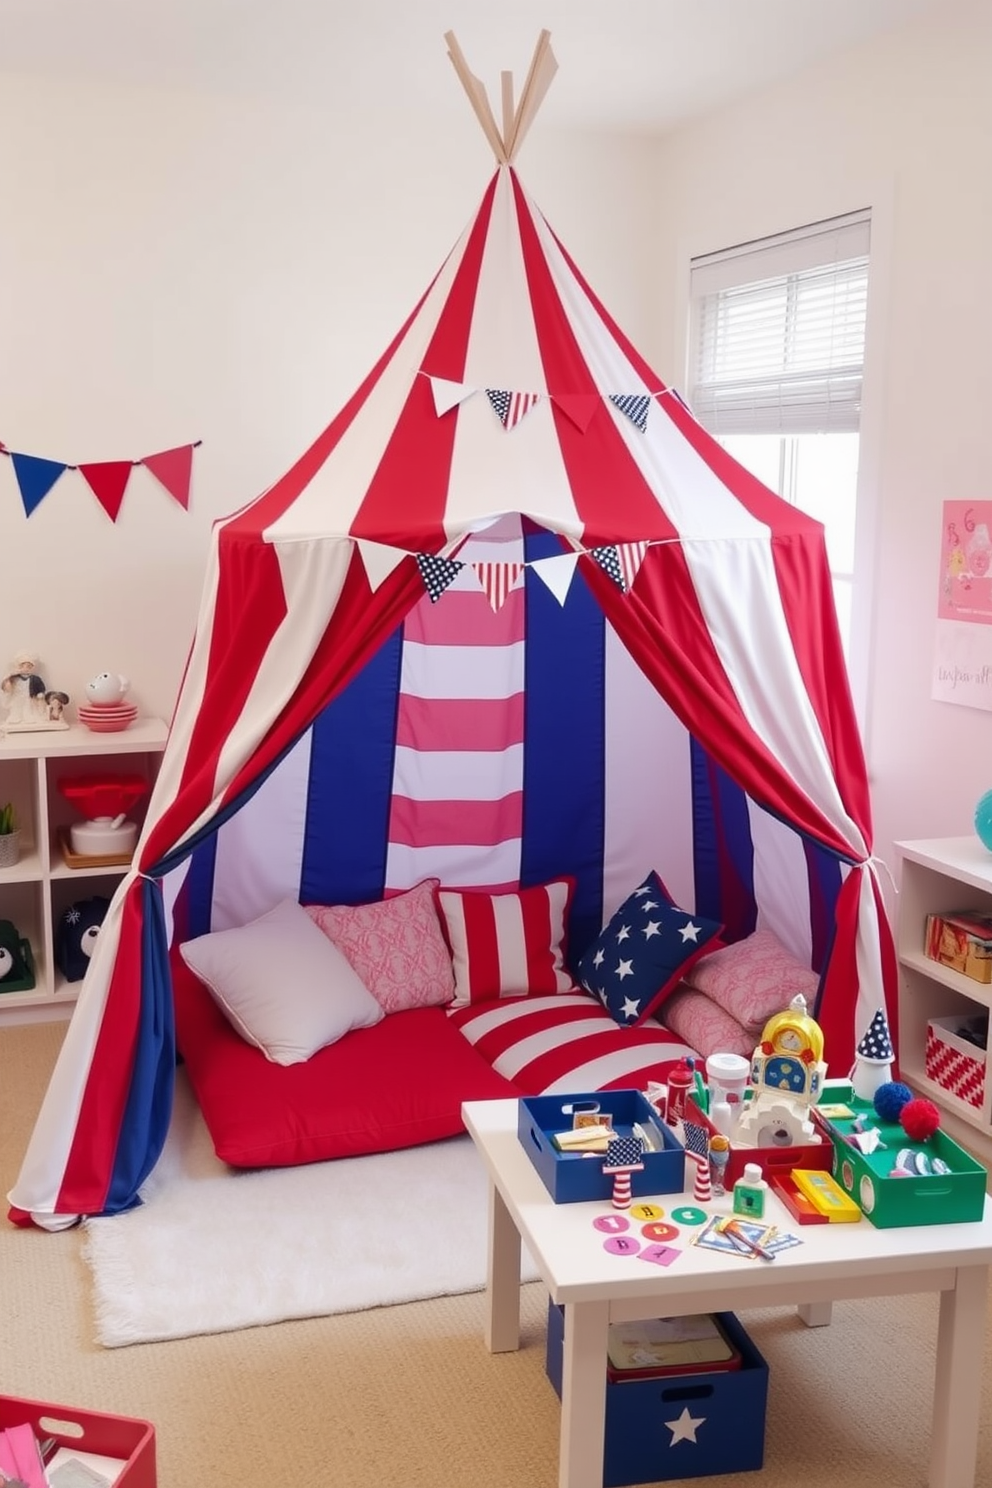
left=415, top=552, right=464, bottom=603
left=471, top=561, right=525, bottom=612
left=485, top=388, right=542, bottom=430
left=609, top=393, right=651, bottom=432
left=617, top=541, right=649, bottom=593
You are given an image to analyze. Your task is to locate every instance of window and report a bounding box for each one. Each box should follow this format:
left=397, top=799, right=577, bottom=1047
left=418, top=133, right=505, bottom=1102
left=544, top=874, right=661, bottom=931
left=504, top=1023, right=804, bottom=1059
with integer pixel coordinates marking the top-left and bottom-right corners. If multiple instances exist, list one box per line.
left=688, top=212, right=870, bottom=653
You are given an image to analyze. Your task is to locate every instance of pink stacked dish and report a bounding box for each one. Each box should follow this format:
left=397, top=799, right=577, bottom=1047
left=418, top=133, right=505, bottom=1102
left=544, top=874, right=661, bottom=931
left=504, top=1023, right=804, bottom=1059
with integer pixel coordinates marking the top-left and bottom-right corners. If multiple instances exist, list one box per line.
left=77, top=702, right=139, bottom=733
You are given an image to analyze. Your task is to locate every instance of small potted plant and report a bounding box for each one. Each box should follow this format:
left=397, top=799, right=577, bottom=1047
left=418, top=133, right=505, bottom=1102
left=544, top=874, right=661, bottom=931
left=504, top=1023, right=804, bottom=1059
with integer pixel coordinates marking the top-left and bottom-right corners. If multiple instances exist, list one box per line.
left=0, top=802, right=20, bottom=868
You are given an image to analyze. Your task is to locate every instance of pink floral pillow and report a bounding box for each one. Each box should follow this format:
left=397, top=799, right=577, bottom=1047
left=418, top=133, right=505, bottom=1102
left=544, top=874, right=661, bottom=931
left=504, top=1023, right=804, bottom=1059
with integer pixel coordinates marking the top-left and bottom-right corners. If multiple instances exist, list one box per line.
left=305, top=879, right=455, bottom=1016
left=684, top=928, right=819, bottom=1036
left=655, top=986, right=755, bottom=1061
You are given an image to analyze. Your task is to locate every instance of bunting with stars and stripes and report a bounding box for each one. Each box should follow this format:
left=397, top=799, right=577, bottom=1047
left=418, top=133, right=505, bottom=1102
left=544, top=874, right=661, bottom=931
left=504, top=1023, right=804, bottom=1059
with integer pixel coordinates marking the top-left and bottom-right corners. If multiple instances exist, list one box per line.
left=471, top=561, right=525, bottom=612
left=609, top=393, right=651, bottom=431
left=485, top=388, right=541, bottom=430
left=416, top=552, right=464, bottom=603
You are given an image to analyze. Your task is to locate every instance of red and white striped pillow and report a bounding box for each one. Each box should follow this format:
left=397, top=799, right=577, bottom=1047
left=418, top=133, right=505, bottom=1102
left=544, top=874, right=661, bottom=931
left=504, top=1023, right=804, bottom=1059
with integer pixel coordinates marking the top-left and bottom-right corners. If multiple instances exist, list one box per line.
left=437, top=879, right=577, bottom=1008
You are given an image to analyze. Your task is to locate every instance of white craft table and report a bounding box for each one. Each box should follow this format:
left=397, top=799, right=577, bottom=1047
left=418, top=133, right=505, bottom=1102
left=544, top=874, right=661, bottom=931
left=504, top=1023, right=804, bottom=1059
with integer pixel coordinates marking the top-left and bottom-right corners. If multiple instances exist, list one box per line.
left=462, top=1097, right=992, bottom=1488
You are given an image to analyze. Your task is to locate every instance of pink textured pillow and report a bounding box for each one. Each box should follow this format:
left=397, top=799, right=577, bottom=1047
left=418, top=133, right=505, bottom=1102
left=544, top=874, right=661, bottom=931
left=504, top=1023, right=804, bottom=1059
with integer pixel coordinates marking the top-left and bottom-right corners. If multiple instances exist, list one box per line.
left=684, top=928, right=819, bottom=1036
left=656, top=986, right=755, bottom=1061
left=437, top=879, right=576, bottom=1008
left=305, top=879, right=455, bottom=1016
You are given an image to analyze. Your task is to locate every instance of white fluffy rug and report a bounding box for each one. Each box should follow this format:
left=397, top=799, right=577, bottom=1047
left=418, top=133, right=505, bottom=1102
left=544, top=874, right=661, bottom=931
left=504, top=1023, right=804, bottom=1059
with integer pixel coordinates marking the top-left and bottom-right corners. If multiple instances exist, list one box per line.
left=81, top=1070, right=536, bottom=1348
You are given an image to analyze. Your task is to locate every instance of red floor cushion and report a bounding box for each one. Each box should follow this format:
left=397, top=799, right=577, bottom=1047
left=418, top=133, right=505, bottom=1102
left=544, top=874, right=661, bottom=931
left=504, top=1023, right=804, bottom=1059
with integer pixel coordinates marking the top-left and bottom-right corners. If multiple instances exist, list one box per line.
left=173, top=953, right=519, bottom=1168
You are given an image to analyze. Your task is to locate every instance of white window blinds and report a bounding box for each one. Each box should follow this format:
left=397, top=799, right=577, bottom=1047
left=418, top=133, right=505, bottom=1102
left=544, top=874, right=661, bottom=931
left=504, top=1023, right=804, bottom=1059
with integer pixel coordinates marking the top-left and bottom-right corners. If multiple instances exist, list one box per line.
left=688, top=211, right=870, bottom=436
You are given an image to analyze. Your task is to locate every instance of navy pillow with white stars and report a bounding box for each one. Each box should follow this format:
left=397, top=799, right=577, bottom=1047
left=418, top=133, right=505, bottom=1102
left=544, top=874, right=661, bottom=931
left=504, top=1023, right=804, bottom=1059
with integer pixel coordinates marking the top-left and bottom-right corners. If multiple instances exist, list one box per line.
left=576, top=871, right=723, bottom=1029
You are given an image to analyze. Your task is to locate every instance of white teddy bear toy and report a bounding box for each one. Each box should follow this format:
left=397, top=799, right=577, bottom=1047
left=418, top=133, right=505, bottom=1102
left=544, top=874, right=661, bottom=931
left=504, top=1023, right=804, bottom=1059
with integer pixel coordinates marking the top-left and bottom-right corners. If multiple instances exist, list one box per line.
left=86, top=671, right=130, bottom=705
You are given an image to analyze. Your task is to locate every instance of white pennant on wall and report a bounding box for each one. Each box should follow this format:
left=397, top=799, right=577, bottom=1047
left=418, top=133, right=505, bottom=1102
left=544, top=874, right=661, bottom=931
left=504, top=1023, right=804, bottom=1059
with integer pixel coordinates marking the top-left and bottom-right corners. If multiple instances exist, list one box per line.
left=529, top=552, right=579, bottom=606
left=356, top=539, right=410, bottom=593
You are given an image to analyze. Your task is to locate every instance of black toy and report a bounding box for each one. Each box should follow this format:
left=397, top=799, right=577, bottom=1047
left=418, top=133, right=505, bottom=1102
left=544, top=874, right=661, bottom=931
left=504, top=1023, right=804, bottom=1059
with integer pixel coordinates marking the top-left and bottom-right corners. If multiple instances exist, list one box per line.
left=55, top=896, right=111, bottom=982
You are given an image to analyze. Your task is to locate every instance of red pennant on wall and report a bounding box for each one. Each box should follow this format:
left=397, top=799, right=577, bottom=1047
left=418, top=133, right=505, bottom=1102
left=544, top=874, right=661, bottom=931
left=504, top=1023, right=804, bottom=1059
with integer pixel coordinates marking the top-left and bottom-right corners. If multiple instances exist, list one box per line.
left=78, top=461, right=134, bottom=522
left=142, top=444, right=194, bottom=509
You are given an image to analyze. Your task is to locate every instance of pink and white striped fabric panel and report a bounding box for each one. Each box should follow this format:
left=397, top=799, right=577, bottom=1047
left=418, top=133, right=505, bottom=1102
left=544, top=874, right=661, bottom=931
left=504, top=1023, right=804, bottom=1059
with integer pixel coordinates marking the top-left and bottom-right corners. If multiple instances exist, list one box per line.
left=448, top=993, right=696, bottom=1095
left=385, top=557, right=526, bottom=893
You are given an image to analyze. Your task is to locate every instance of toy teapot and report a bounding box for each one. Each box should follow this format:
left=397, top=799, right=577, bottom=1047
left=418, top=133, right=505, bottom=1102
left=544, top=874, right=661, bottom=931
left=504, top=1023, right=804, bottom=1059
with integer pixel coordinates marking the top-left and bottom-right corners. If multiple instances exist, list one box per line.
left=86, top=671, right=130, bottom=706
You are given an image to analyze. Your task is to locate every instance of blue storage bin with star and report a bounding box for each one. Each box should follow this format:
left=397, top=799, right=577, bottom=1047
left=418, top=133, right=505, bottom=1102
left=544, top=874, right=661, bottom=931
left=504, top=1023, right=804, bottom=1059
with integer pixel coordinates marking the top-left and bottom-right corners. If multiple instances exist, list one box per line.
left=546, top=1305, right=769, bottom=1484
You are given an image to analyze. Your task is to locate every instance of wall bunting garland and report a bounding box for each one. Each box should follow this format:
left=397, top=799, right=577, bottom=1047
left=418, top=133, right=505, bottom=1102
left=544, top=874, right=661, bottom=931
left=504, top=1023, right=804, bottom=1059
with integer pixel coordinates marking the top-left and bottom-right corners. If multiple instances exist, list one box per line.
left=0, top=439, right=201, bottom=520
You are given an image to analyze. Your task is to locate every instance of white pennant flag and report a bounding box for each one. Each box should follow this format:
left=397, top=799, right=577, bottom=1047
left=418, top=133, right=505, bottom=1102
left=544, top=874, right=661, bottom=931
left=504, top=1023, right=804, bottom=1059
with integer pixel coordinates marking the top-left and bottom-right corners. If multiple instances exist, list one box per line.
left=471, top=562, right=525, bottom=612
left=355, top=539, right=410, bottom=593
left=529, top=553, right=579, bottom=606
left=429, top=377, right=475, bottom=418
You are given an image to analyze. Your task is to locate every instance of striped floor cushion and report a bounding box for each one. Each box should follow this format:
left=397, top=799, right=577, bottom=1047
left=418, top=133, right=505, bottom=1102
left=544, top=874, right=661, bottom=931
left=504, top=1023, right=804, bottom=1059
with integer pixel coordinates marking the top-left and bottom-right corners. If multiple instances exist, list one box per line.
left=447, top=992, right=697, bottom=1095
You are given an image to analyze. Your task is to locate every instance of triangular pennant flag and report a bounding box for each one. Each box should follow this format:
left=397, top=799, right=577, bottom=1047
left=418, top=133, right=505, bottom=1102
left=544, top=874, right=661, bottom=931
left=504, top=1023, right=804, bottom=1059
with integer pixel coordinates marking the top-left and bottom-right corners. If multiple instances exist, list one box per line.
left=550, top=392, right=600, bottom=432
left=78, top=460, right=134, bottom=523
left=471, top=561, right=525, bottom=612
left=416, top=552, right=463, bottom=603
left=617, top=541, right=649, bottom=593
left=609, top=393, right=651, bottom=432
left=429, top=376, right=475, bottom=418
left=529, top=552, right=579, bottom=606
left=10, top=453, right=68, bottom=517
left=485, top=388, right=541, bottom=430
left=589, top=544, right=626, bottom=592
left=356, top=539, right=410, bottom=594
left=142, top=444, right=195, bottom=509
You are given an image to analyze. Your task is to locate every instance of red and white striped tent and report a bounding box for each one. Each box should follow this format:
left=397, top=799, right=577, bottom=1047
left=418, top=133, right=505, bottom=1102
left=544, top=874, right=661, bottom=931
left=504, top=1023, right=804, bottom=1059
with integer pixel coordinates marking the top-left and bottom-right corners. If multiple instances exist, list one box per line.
left=9, top=33, right=897, bottom=1228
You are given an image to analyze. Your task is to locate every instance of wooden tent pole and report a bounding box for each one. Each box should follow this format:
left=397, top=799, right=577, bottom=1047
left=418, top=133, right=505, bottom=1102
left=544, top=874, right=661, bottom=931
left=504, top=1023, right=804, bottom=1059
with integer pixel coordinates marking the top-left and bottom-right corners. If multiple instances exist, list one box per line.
left=443, top=30, right=558, bottom=167
left=444, top=31, right=507, bottom=165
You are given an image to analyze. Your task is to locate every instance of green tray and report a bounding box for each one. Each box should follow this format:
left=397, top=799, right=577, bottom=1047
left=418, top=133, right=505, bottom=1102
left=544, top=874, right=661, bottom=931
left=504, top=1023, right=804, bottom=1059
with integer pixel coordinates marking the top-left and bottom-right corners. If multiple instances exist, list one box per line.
left=815, top=1091, right=986, bottom=1228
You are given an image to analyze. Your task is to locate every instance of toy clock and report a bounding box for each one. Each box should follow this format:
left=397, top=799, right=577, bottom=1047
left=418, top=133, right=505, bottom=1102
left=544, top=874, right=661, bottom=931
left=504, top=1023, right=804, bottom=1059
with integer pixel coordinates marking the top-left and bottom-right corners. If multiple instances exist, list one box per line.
left=750, top=994, right=826, bottom=1105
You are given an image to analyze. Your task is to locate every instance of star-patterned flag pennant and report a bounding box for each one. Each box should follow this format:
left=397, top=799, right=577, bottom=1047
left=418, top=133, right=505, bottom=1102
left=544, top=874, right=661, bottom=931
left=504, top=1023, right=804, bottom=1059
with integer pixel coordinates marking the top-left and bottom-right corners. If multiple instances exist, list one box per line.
left=856, top=1008, right=894, bottom=1063
left=589, top=544, right=626, bottom=592
left=485, top=388, right=541, bottom=430
left=10, top=453, right=69, bottom=517
left=429, top=376, right=475, bottom=418
left=78, top=460, right=134, bottom=522
left=529, top=552, right=578, bottom=606
left=142, top=444, right=195, bottom=509
left=471, top=561, right=524, bottom=612
left=416, top=552, right=464, bottom=603
left=617, top=541, right=649, bottom=593
left=609, top=393, right=651, bottom=432
left=550, top=392, right=599, bottom=432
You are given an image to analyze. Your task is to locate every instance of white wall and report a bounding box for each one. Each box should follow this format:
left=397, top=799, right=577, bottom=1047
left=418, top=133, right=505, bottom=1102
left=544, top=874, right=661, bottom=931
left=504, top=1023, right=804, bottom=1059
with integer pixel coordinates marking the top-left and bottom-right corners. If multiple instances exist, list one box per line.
left=644, top=0, right=992, bottom=883
left=3, top=2, right=989, bottom=894
left=0, top=72, right=656, bottom=721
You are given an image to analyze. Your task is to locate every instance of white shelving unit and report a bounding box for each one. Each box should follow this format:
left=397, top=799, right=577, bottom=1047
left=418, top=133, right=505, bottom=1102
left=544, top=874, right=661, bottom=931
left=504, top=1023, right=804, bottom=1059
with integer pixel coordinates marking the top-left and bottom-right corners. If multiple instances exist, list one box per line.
left=896, top=836, right=992, bottom=1167
left=0, top=718, right=168, bottom=1024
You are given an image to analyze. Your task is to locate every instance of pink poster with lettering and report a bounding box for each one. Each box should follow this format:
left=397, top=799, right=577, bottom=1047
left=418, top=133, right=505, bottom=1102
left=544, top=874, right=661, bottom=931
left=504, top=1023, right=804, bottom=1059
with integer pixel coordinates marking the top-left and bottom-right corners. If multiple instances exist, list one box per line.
left=937, top=500, right=992, bottom=623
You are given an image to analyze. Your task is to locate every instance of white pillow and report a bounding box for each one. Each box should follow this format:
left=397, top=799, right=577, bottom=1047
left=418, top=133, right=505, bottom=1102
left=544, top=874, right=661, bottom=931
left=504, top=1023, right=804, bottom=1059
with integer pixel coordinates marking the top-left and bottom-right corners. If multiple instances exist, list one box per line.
left=179, top=898, right=383, bottom=1065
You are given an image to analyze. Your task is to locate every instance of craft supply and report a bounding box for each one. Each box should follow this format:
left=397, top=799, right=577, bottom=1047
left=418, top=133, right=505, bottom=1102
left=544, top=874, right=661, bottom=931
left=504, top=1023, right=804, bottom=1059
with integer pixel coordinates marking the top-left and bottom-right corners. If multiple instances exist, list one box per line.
left=709, top=1094, right=734, bottom=1137
left=768, top=1171, right=830, bottom=1224
left=692, top=1151, right=713, bottom=1202
left=552, top=1123, right=614, bottom=1152
left=732, top=1162, right=768, bottom=1219
left=717, top=1216, right=777, bottom=1261
left=691, top=1061, right=709, bottom=1115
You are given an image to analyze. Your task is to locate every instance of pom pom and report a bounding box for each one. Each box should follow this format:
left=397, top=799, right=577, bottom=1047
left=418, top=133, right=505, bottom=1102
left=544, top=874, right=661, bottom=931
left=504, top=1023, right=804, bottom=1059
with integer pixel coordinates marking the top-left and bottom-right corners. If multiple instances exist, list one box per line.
left=900, top=1097, right=941, bottom=1142
left=873, top=1081, right=915, bottom=1123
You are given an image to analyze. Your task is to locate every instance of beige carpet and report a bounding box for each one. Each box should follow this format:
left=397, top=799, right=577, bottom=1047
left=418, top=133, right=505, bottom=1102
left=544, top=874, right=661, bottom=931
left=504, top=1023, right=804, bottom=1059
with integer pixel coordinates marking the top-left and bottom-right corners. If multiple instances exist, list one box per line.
left=3, top=1019, right=992, bottom=1488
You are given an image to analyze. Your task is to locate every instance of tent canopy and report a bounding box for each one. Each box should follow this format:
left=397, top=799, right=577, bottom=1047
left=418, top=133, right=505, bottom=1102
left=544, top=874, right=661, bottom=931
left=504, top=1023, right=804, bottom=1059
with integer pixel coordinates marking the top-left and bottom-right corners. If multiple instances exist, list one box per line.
left=8, top=33, right=896, bottom=1229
